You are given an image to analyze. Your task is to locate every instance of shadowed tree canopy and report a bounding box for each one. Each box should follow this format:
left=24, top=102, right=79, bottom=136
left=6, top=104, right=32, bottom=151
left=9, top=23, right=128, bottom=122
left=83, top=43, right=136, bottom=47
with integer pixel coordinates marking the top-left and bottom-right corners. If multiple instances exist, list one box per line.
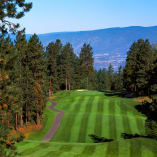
left=0, top=0, right=32, bottom=34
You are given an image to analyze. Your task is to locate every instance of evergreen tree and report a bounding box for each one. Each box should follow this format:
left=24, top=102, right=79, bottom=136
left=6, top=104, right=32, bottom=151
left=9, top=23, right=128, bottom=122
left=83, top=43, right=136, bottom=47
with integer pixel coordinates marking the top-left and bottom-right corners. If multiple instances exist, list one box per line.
left=0, top=0, right=32, bottom=33
left=27, top=34, right=47, bottom=125
left=124, top=39, right=154, bottom=95
left=72, top=55, right=82, bottom=89
left=150, top=49, right=157, bottom=95
left=46, top=41, right=60, bottom=95
left=80, top=44, right=94, bottom=89
left=60, top=43, right=75, bottom=90
left=95, top=68, right=108, bottom=91
left=115, top=66, right=123, bottom=90
left=107, top=64, right=114, bottom=90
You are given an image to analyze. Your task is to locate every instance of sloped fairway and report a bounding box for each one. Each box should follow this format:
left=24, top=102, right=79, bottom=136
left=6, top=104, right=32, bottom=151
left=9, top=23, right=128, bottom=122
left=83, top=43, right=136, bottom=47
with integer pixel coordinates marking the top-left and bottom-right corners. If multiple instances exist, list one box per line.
left=16, top=90, right=157, bottom=156
left=17, top=138, right=157, bottom=157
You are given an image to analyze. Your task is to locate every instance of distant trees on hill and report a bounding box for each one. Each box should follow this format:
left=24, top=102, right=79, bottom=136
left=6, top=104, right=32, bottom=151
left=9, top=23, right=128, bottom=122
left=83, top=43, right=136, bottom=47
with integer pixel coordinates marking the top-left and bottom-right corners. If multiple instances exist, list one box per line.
left=91, top=64, right=124, bottom=91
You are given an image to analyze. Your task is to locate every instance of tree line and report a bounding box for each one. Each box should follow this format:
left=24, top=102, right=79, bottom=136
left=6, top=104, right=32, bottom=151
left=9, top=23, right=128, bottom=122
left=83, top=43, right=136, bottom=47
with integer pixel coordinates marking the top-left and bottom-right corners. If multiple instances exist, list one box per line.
left=123, top=39, right=157, bottom=139
left=0, top=25, right=95, bottom=133
left=0, top=31, right=95, bottom=155
left=1, top=34, right=157, bottom=156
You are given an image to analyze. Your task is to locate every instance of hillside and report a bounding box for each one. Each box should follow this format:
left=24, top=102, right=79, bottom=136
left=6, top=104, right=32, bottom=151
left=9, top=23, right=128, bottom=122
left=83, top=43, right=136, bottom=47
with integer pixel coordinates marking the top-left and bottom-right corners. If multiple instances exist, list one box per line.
left=12, top=26, right=157, bottom=69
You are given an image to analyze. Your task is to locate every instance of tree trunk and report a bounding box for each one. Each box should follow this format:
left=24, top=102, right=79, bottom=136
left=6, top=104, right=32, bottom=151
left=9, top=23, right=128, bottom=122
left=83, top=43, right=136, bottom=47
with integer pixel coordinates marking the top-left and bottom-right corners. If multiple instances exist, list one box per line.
left=86, top=76, right=88, bottom=90
left=65, top=77, right=68, bottom=91
left=36, top=112, right=40, bottom=125
left=20, top=114, right=23, bottom=127
left=8, top=120, right=10, bottom=128
left=49, top=79, right=52, bottom=97
left=26, top=104, right=28, bottom=124
left=68, top=81, right=71, bottom=91
left=16, top=113, right=18, bottom=129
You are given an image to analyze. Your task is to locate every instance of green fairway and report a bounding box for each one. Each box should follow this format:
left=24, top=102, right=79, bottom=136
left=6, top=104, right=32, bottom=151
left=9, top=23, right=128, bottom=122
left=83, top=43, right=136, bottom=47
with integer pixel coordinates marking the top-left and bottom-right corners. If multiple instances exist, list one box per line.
left=16, top=90, right=157, bottom=157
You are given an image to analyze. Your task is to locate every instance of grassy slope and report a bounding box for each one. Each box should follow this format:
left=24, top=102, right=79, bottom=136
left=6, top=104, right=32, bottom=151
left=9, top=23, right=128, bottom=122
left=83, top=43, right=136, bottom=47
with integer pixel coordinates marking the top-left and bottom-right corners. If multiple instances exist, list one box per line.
left=28, top=101, right=57, bottom=140
left=16, top=90, right=157, bottom=157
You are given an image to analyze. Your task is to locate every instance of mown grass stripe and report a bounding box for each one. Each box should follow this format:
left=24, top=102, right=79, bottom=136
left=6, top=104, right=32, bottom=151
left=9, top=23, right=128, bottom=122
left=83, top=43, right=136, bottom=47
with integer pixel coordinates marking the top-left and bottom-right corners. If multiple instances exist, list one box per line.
left=85, top=97, right=97, bottom=143
left=136, top=117, right=145, bottom=135
left=114, top=99, right=124, bottom=139
left=73, top=96, right=86, bottom=113
left=118, top=140, right=130, bottom=157
left=70, top=97, right=90, bottom=142
left=108, top=99, right=117, bottom=139
left=85, top=96, right=95, bottom=113
left=78, top=96, right=95, bottom=142
left=51, top=113, right=74, bottom=142
left=80, top=145, right=96, bottom=156
left=119, top=100, right=132, bottom=134
left=77, top=114, right=90, bottom=143
left=52, top=96, right=85, bottom=142
left=130, top=140, right=142, bottom=157
left=94, top=96, right=104, bottom=136
left=97, top=96, right=104, bottom=113
left=21, top=143, right=50, bottom=156
left=106, top=141, right=119, bottom=157
left=61, top=97, right=76, bottom=111
left=141, top=139, right=157, bottom=157
left=40, top=145, right=73, bottom=157
left=101, top=99, right=110, bottom=138
left=94, top=114, right=102, bottom=136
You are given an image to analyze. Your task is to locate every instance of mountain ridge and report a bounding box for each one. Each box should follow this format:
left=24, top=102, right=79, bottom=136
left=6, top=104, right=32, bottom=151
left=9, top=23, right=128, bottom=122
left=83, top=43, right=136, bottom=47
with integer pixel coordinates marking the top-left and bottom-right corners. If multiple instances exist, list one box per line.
left=13, top=26, right=157, bottom=69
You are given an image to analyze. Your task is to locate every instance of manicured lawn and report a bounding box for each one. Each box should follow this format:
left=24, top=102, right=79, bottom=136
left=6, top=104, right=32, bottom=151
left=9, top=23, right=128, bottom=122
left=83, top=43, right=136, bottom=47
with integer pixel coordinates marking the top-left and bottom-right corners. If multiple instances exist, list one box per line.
left=16, top=90, right=157, bottom=156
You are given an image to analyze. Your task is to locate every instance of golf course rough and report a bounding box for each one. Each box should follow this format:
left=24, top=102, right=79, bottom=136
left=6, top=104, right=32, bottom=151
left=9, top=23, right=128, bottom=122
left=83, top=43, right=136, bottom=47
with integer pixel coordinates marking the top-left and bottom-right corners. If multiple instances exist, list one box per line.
left=16, top=90, right=157, bottom=157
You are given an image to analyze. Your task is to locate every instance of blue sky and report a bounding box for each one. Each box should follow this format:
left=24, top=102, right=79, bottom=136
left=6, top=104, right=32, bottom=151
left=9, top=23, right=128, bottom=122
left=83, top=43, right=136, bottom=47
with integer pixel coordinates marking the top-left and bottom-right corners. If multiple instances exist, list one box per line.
left=15, top=0, right=157, bottom=34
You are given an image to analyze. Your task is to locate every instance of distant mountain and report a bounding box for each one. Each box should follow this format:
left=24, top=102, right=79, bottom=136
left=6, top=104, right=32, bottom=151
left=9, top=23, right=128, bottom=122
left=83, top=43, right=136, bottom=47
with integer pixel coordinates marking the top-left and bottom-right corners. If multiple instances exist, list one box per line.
left=15, top=26, right=157, bottom=70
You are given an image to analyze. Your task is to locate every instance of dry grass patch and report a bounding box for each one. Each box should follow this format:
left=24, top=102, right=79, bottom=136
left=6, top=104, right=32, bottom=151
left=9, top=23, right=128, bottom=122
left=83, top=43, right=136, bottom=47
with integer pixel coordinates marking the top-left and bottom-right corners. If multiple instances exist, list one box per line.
left=136, top=97, right=152, bottom=103
left=49, top=96, right=58, bottom=100
left=11, top=123, right=43, bottom=139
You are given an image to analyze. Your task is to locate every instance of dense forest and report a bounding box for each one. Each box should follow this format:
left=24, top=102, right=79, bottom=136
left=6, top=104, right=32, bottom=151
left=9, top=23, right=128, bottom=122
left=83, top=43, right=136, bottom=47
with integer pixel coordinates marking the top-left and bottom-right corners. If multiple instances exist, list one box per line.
left=0, top=1, right=157, bottom=157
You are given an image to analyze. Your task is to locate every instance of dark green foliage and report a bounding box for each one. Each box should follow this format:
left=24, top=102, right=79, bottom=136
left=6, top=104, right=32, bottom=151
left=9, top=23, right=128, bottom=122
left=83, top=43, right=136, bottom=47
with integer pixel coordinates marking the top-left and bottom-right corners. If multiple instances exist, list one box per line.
left=46, top=40, right=61, bottom=94
left=135, top=97, right=157, bottom=139
left=46, top=41, right=91, bottom=92
left=59, top=43, right=75, bottom=90
left=0, top=124, right=18, bottom=157
left=80, top=44, right=94, bottom=89
left=91, top=65, right=124, bottom=91
left=0, top=1, right=32, bottom=155
left=0, top=0, right=32, bottom=34
left=0, top=33, right=48, bottom=126
left=115, top=66, right=123, bottom=90
left=124, top=39, right=155, bottom=96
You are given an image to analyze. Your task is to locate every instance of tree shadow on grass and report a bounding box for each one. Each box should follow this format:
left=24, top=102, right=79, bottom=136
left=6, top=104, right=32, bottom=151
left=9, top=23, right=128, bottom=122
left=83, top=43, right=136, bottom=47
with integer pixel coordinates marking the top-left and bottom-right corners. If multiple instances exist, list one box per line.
left=89, top=134, right=114, bottom=143
left=104, top=90, right=137, bottom=98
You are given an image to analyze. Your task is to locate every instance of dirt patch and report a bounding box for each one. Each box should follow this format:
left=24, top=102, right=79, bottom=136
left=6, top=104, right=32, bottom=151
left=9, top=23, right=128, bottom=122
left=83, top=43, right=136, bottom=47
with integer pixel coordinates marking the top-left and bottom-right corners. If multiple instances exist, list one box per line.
left=136, top=97, right=152, bottom=103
